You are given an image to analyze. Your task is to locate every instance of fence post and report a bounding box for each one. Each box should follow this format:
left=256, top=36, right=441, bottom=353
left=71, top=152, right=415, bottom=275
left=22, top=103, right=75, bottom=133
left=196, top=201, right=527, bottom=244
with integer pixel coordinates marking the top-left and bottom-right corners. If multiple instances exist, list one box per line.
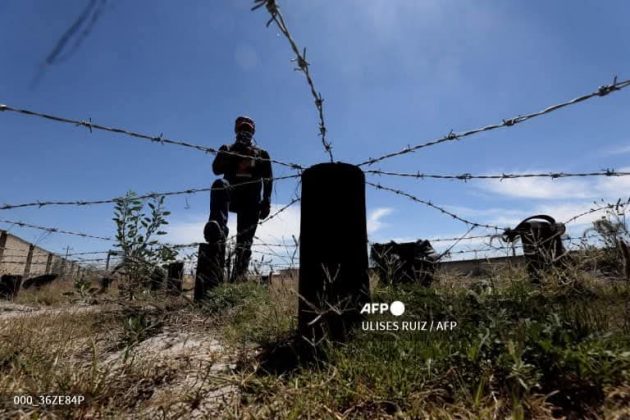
left=166, top=261, right=184, bottom=294
left=45, top=253, right=53, bottom=274
left=0, top=230, right=7, bottom=266
left=23, top=245, right=35, bottom=278
left=194, top=243, right=224, bottom=301
left=105, top=251, right=112, bottom=271
left=298, top=162, right=370, bottom=343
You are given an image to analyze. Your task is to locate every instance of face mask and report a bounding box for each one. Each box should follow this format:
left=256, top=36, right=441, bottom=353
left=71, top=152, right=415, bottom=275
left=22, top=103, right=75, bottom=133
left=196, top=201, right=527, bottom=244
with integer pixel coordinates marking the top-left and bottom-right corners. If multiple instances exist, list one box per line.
left=236, top=130, right=253, bottom=145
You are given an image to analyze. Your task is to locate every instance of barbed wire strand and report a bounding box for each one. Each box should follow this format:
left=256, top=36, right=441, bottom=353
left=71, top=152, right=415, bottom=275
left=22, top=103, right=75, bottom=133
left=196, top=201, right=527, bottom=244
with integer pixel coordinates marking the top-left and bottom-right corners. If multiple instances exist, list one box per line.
left=158, top=198, right=301, bottom=251
left=0, top=219, right=112, bottom=241
left=252, top=0, right=333, bottom=161
left=435, top=225, right=477, bottom=261
left=0, top=250, right=111, bottom=259
left=2, top=234, right=606, bottom=267
left=223, top=197, right=301, bottom=246
left=359, top=77, right=630, bottom=167
left=0, top=103, right=304, bottom=170
left=365, top=168, right=630, bottom=182
left=366, top=181, right=502, bottom=230
left=564, top=197, right=630, bottom=225
left=0, top=174, right=300, bottom=211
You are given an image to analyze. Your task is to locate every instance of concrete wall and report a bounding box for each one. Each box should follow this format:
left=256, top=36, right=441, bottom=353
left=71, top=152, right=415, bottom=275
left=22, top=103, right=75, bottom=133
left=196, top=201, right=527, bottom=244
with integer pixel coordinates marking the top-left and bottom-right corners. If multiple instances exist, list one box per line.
left=0, top=230, right=78, bottom=277
left=439, top=255, right=526, bottom=276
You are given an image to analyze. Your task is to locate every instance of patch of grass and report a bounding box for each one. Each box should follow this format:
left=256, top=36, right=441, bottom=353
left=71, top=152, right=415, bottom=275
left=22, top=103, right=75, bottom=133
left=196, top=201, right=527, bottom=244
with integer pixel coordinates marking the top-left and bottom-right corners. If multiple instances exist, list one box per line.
left=200, top=281, right=297, bottom=346
left=217, top=266, right=630, bottom=418
left=2, top=262, right=630, bottom=418
left=0, top=300, right=220, bottom=418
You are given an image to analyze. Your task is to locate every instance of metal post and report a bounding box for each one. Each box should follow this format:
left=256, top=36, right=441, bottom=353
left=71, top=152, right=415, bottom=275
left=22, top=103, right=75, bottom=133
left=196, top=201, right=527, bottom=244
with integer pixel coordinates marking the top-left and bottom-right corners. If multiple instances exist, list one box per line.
left=105, top=251, right=112, bottom=271
left=45, top=253, right=53, bottom=274
left=298, top=162, right=370, bottom=343
left=167, top=261, right=184, bottom=294
left=194, top=243, right=225, bottom=301
left=23, top=245, right=35, bottom=278
left=0, top=230, right=7, bottom=266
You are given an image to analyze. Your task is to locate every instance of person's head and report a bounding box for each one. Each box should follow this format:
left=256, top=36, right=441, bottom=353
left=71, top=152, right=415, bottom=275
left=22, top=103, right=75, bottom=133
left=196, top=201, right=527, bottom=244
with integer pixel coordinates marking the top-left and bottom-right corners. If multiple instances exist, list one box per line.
left=234, top=115, right=255, bottom=145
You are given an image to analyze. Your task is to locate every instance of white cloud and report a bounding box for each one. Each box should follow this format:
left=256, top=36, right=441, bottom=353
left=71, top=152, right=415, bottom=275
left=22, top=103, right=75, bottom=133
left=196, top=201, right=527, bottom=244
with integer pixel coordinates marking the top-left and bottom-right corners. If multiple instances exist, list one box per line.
left=602, top=143, right=630, bottom=156
left=165, top=203, right=301, bottom=270
left=452, top=201, right=623, bottom=232
left=166, top=202, right=301, bottom=246
left=475, top=167, right=630, bottom=202
left=367, top=207, right=394, bottom=234
left=481, top=177, right=592, bottom=200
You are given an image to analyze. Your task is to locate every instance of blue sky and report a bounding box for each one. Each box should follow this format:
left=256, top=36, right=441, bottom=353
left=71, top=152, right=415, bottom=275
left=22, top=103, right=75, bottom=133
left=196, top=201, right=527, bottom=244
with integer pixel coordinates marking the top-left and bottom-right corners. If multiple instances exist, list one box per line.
left=1, top=1, right=629, bottom=266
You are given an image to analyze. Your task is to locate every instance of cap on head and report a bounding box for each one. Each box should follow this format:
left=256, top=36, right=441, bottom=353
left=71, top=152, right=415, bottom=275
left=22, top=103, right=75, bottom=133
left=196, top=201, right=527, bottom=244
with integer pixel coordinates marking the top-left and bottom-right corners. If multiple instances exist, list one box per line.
left=234, top=115, right=255, bottom=134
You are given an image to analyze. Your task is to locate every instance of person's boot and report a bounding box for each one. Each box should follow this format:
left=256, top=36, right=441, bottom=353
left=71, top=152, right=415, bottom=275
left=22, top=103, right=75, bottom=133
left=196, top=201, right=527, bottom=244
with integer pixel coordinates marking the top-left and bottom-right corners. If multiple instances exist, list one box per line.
left=204, top=220, right=227, bottom=244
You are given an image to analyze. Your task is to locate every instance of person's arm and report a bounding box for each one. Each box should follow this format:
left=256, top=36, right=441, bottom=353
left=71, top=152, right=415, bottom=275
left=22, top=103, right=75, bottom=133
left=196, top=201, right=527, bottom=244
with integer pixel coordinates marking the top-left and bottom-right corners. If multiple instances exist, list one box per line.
left=212, top=145, right=230, bottom=175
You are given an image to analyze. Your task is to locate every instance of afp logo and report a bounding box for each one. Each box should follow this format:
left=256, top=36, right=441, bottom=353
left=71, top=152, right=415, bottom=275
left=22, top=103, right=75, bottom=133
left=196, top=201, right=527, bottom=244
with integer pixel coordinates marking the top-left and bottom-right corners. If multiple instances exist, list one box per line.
left=360, top=301, right=405, bottom=317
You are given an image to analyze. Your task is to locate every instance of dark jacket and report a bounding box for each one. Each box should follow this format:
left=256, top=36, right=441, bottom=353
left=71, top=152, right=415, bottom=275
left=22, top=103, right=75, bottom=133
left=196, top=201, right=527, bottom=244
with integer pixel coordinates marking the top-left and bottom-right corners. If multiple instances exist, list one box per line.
left=212, top=142, right=273, bottom=202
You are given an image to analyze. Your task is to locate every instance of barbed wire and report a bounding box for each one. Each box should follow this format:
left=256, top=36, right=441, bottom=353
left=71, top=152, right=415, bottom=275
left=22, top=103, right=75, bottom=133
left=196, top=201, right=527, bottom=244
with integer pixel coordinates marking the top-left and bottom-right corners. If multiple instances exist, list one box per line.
left=365, top=168, right=630, bottom=182
left=0, top=219, right=112, bottom=241
left=45, top=0, right=107, bottom=66
left=440, top=238, right=603, bottom=259
left=32, top=0, right=108, bottom=87
left=0, top=260, right=61, bottom=266
left=67, top=250, right=110, bottom=256
left=428, top=233, right=496, bottom=243
left=564, top=197, right=630, bottom=225
left=0, top=103, right=304, bottom=170
left=224, top=197, right=301, bottom=246
left=0, top=174, right=300, bottom=211
left=151, top=198, right=301, bottom=251
left=0, top=247, right=111, bottom=260
left=252, top=0, right=333, bottom=161
left=367, top=181, right=502, bottom=230
left=359, top=77, right=630, bottom=167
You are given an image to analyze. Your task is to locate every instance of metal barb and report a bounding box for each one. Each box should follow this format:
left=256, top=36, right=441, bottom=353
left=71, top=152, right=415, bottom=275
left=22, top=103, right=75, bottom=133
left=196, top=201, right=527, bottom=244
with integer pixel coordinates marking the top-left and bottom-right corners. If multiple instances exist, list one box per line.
left=253, top=0, right=334, bottom=162
left=0, top=103, right=304, bottom=170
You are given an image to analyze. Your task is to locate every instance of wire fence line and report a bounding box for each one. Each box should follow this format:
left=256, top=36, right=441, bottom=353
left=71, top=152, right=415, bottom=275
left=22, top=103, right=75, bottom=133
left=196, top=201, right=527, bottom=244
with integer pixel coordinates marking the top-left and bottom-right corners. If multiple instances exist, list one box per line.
left=358, top=77, right=630, bottom=167
left=564, top=197, right=630, bottom=225
left=223, top=197, right=301, bottom=246
left=440, top=238, right=608, bottom=259
left=252, top=0, right=333, bottom=162
left=367, top=181, right=502, bottom=231
left=5, top=233, right=604, bottom=267
left=3, top=229, right=601, bottom=259
left=0, top=249, right=111, bottom=258
left=0, top=174, right=300, bottom=211
left=43, top=0, right=107, bottom=66
left=0, top=103, right=304, bottom=170
left=365, top=169, right=630, bottom=182
left=0, top=219, right=112, bottom=241
left=1, top=191, right=622, bottom=262
left=158, top=198, right=301, bottom=250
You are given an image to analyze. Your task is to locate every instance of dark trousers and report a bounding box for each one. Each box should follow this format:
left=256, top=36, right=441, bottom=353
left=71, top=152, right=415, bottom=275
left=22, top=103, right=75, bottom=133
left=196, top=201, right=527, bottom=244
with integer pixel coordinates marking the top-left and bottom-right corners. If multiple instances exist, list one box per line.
left=209, top=178, right=260, bottom=281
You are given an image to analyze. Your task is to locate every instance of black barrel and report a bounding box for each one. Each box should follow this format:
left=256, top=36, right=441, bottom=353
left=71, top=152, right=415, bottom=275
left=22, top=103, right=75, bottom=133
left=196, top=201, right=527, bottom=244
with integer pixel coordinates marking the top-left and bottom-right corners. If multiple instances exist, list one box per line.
left=298, top=162, right=370, bottom=342
left=166, top=261, right=184, bottom=294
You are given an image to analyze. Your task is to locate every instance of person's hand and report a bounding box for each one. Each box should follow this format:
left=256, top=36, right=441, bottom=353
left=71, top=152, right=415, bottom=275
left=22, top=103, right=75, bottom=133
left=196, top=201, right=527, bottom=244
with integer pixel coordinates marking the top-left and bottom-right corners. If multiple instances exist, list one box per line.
left=259, top=199, right=271, bottom=220
left=231, top=141, right=254, bottom=156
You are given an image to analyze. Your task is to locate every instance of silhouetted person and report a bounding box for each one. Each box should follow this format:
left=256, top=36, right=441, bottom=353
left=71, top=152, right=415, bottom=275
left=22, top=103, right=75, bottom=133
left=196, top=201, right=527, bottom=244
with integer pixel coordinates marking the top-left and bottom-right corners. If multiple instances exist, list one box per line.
left=204, top=116, right=272, bottom=282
